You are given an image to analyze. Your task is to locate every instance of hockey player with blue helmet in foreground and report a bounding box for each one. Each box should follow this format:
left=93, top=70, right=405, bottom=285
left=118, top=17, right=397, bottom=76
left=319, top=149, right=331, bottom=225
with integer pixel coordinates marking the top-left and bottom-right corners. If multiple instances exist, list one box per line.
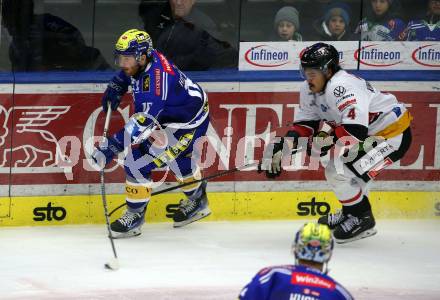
left=91, top=29, right=211, bottom=237
left=239, top=222, right=353, bottom=300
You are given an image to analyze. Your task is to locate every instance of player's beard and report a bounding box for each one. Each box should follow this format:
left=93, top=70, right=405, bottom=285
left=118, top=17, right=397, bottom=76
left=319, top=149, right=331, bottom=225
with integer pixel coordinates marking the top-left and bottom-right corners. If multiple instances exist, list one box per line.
left=124, top=64, right=144, bottom=78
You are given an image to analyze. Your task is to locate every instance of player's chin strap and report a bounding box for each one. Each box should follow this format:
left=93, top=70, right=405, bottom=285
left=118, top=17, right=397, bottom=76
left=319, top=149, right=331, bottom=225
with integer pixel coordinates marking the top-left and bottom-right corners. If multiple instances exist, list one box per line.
left=108, top=161, right=260, bottom=217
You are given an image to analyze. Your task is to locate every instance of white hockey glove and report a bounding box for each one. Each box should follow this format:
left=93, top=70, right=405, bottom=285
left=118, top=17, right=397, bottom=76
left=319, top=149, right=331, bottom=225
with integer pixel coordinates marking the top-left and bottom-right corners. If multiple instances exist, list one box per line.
left=260, top=137, right=285, bottom=179
left=269, top=150, right=283, bottom=177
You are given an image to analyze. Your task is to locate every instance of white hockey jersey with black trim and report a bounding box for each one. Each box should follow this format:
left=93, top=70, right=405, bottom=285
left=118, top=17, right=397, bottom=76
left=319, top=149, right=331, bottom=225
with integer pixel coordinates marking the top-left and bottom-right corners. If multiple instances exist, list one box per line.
left=295, top=70, right=408, bottom=137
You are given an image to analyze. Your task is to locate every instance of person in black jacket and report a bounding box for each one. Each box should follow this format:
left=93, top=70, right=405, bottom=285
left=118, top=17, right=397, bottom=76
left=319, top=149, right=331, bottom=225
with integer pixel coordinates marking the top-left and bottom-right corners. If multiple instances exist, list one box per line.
left=138, top=0, right=237, bottom=71
left=1, top=0, right=111, bottom=71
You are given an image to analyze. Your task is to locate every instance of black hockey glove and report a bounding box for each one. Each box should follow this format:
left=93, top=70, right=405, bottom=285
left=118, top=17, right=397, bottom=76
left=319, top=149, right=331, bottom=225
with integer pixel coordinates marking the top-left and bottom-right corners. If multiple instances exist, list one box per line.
left=308, top=131, right=335, bottom=157
left=102, top=75, right=128, bottom=112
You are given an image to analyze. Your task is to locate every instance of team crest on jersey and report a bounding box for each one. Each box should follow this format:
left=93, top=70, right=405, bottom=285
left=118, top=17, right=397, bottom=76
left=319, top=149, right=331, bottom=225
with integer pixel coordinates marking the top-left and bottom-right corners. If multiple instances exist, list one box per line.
left=320, top=104, right=329, bottom=112
left=142, top=75, right=150, bottom=92
left=333, top=86, right=346, bottom=97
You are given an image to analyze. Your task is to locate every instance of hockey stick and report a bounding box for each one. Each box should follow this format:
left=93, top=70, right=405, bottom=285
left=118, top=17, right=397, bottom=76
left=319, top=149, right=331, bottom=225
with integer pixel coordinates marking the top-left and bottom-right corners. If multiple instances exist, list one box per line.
left=108, top=161, right=260, bottom=217
left=100, top=105, right=119, bottom=270
left=108, top=120, right=297, bottom=215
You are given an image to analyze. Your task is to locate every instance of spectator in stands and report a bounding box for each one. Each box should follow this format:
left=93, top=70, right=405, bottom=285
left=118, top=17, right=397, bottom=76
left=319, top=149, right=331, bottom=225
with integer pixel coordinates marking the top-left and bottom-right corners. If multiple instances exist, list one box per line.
left=400, top=0, right=440, bottom=41
left=357, top=0, right=406, bottom=41
left=281, top=0, right=333, bottom=40
left=170, top=0, right=222, bottom=39
left=1, top=0, right=111, bottom=71
left=138, top=0, right=172, bottom=46
left=272, top=6, right=303, bottom=41
left=139, top=0, right=238, bottom=71
left=311, top=2, right=358, bottom=41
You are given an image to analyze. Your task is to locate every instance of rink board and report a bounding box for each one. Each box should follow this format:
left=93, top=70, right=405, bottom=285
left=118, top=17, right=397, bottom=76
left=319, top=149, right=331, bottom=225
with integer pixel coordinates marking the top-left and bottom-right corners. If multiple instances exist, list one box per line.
left=0, top=191, right=439, bottom=226
left=1, top=81, right=439, bottom=189
left=1, top=78, right=439, bottom=227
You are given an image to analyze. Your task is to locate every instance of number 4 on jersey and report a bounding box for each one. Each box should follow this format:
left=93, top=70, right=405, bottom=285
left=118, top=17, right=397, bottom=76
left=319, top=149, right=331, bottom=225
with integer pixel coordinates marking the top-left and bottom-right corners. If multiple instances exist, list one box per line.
left=347, top=108, right=356, bottom=120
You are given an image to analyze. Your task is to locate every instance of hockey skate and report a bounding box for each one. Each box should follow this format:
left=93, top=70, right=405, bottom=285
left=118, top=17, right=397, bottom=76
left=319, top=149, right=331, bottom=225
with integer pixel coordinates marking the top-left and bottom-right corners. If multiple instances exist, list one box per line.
left=318, top=210, right=347, bottom=230
left=173, top=182, right=211, bottom=228
left=110, top=207, right=146, bottom=238
left=333, top=210, right=377, bottom=244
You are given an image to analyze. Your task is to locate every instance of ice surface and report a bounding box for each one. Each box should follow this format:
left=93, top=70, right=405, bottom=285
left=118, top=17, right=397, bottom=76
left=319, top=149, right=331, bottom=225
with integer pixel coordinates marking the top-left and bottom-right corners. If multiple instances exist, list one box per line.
left=0, top=220, right=439, bottom=299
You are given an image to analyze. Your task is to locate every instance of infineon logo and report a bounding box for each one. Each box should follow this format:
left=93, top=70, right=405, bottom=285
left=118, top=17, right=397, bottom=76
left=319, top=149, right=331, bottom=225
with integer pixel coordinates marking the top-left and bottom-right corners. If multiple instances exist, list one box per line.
left=245, top=45, right=290, bottom=67
left=354, top=44, right=402, bottom=67
left=412, top=44, right=440, bottom=67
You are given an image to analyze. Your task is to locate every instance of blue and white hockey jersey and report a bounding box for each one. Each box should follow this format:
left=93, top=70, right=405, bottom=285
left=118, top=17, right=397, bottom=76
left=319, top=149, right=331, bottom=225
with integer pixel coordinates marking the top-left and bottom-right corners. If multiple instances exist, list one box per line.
left=358, top=18, right=406, bottom=41
left=239, top=265, right=353, bottom=300
left=400, top=19, right=440, bottom=41
left=112, top=49, right=209, bottom=145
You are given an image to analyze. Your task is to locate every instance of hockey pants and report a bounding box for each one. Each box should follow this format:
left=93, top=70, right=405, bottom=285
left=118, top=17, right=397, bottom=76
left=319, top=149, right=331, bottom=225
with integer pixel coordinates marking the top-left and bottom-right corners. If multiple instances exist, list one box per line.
left=325, top=128, right=412, bottom=208
left=122, top=117, right=209, bottom=211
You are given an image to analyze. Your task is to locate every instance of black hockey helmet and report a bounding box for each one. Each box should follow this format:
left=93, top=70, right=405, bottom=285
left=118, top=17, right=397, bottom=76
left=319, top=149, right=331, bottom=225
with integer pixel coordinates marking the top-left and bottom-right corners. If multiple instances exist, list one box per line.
left=300, top=42, right=340, bottom=77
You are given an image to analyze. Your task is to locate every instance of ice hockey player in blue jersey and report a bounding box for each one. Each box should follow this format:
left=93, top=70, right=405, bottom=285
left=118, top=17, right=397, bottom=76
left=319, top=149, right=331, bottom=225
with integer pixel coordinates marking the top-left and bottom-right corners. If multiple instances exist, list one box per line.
left=239, top=222, right=353, bottom=300
left=91, top=29, right=211, bottom=237
left=400, top=0, right=440, bottom=41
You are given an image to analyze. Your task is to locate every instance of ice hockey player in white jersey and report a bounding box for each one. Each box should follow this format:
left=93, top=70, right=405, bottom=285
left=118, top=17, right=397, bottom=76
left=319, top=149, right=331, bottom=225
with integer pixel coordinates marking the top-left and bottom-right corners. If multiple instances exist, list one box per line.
left=239, top=222, right=353, bottom=300
left=264, top=42, right=412, bottom=243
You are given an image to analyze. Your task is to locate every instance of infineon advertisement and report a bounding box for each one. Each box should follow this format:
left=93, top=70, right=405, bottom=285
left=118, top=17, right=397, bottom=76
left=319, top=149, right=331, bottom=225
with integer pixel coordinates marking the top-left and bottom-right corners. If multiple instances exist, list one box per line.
left=239, top=41, right=440, bottom=70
